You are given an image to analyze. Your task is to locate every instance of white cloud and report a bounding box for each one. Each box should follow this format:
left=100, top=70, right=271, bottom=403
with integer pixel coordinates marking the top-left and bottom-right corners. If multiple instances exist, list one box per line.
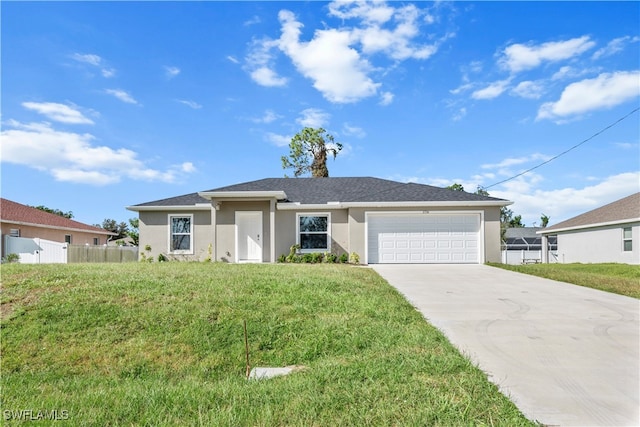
left=551, top=65, right=599, bottom=81
left=227, top=55, right=240, bottom=64
left=101, top=68, right=116, bottom=78
left=71, top=53, right=102, bottom=66
left=105, top=89, right=139, bottom=105
left=537, top=71, right=640, bottom=121
left=342, top=123, right=366, bottom=138
left=251, top=109, right=280, bottom=124
left=481, top=153, right=552, bottom=171
left=296, top=108, right=330, bottom=128
left=0, top=120, right=193, bottom=185
left=265, top=132, right=291, bottom=147
left=449, top=82, right=474, bottom=95
left=165, top=66, right=181, bottom=78
left=51, top=169, right=121, bottom=185
left=490, top=171, right=640, bottom=225
left=244, top=15, right=262, bottom=26
left=328, top=1, right=395, bottom=24
left=379, top=91, right=394, bottom=105
left=278, top=10, right=379, bottom=103
left=245, top=38, right=288, bottom=87
left=70, top=52, right=116, bottom=78
left=180, top=162, right=196, bottom=173
left=250, top=67, right=288, bottom=87
left=614, top=142, right=637, bottom=150
left=511, top=80, right=544, bottom=99
left=348, top=4, right=440, bottom=60
left=246, top=1, right=448, bottom=103
left=498, top=36, right=595, bottom=73
left=176, top=99, right=202, bottom=109
left=22, top=102, right=94, bottom=124
left=592, top=36, right=640, bottom=60
left=452, top=107, right=467, bottom=122
left=472, top=79, right=511, bottom=100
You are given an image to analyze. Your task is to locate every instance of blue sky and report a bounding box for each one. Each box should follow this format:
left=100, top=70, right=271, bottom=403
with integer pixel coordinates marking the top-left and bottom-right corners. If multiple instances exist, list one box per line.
left=2, top=1, right=639, bottom=228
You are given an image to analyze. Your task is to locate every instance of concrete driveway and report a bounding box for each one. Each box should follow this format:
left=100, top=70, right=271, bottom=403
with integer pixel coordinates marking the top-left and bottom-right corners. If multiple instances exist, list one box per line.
left=372, top=264, right=639, bottom=427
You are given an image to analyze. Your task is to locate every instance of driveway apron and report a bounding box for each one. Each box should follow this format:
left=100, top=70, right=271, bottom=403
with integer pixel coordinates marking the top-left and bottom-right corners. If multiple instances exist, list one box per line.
left=372, top=264, right=639, bottom=427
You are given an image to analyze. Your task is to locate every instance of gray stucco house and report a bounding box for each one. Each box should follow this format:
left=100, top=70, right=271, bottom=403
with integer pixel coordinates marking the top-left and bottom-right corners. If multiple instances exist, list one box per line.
left=127, top=177, right=511, bottom=264
left=538, top=192, right=639, bottom=264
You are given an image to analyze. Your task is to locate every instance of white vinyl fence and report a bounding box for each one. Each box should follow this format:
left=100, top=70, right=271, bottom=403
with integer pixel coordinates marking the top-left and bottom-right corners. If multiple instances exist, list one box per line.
left=3, top=236, right=138, bottom=264
left=4, top=236, right=68, bottom=264
left=501, top=250, right=558, bottom=265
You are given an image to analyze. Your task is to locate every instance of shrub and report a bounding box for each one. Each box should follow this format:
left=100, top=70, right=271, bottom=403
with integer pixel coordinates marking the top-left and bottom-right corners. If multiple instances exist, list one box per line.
left=339, top=253, right=348, bottom=264
left=157, top=254, right=168, bottom=262
left=349, top=252, right=360, bottom=265
left=324, top=252, right=337, bottom=263
left=204, top=244, right=213, bottom=262
left=285, top=244, right=301, bottom=263
left=5, top=253, right=20, bottom=263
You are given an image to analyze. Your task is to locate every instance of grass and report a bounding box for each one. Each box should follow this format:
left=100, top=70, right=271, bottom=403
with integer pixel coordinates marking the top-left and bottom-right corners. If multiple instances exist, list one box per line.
left=489, top=262, right=640, bottom=299
left=1, top=263, right=535, bottom=426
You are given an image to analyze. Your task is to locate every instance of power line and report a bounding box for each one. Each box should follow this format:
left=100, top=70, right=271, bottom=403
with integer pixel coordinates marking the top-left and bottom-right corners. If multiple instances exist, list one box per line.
left=483, top=107, right=640, bottom=190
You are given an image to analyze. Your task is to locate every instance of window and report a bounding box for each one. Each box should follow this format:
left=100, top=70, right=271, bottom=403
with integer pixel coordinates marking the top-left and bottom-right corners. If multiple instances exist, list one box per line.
left=65, top=235, right=72, bottom=244
left=9, top=229, right=20, bottom=237
left=623, top=227, right=632, bottom=252
left=93, top=238, right=100, bottom=245
left=169, top=215, right=193, bottom=253
left=297, top=214, right=330, bottom=252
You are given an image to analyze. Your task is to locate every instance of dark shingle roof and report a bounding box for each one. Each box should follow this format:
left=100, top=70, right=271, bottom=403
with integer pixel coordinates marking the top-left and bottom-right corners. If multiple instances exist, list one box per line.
left=542, top=192, right=640, bottom=232
left=133, top=192, right=209, bottom=208
left=132, top=177, right=508, bottom=208
left=0, top=198, right=115, bottom=235
left=504, top=227, right=544, bottom=239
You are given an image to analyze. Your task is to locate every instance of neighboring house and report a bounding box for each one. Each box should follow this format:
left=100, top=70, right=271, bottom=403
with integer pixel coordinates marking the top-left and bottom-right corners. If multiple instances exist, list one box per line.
left=127, top=177, right=511, bottom=264
left=0, top=198, right=115, bottom=258
left=502, top=227, right=557, bottom=264
left=538, top=192, right=640, bottom=264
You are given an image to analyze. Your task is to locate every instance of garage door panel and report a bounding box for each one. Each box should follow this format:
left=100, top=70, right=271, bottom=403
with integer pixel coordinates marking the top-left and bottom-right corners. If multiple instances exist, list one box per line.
left=368, top=213, right=480, bottom=264
left=451, top=240, right=464, bottom=249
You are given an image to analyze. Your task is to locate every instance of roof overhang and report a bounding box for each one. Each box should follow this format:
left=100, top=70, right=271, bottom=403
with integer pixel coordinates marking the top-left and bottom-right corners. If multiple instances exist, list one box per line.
left=0, top=219, right=116, bottom=235
left=198, top=191, right=287, bottom=201
left=126, top=203, right=212, bottom=212
left=277, top=200, right=512, bottom=210
left=538, top=217, right=640, bottom=235
left=127, top=198, right=511, bottom=212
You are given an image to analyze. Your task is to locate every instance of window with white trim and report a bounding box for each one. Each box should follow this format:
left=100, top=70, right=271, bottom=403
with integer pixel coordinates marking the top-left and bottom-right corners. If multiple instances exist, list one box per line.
left=169, top=215, right=193, bottom=254
left=9, top=229, right=20, bottom=237
left=65, top=235, right=72, bottom=244
left=297, top=213, right=330, bottom=252
left=623, top=227, right=632, bottom=252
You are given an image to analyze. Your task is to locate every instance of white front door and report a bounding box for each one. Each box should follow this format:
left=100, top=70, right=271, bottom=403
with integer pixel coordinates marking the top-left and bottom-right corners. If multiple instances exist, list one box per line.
left=236, top=211, right=263, bottom=263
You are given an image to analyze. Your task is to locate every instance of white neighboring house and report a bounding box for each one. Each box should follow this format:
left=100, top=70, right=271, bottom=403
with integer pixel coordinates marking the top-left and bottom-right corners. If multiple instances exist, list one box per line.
left=538, top=192, right=640, bottom=264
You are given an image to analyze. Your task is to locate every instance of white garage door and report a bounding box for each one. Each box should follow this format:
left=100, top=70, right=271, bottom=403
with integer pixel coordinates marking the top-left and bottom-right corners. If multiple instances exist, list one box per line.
left=367, top=213, right=480, bottom=264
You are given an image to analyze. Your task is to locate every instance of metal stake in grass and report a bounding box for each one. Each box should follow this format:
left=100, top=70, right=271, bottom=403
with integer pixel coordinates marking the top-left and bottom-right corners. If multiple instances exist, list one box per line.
left=243, top=320, right=250, bottom=379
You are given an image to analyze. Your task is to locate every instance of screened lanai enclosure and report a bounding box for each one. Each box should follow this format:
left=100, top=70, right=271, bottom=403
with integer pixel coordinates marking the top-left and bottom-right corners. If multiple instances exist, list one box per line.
left=502, top=227, right=557, bottom=264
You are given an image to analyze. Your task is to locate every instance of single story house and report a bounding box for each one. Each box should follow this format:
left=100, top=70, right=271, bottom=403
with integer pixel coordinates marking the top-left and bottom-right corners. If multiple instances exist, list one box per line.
left=538, top=192, right=639, bottom=264
left=127, top=177, right=511, bottom=264
left=0, top=198, right=116, bottom=258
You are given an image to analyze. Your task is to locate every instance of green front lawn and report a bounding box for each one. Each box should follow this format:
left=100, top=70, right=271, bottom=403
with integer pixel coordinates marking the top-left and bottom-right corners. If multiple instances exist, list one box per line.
left=1, top=263, right=534, bottom=426
left=489, top=263, right=640, bottom=298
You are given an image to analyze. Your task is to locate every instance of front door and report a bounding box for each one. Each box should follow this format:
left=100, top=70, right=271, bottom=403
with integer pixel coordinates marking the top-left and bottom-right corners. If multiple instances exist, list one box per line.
left=236, top=211, right=263, bottom=263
